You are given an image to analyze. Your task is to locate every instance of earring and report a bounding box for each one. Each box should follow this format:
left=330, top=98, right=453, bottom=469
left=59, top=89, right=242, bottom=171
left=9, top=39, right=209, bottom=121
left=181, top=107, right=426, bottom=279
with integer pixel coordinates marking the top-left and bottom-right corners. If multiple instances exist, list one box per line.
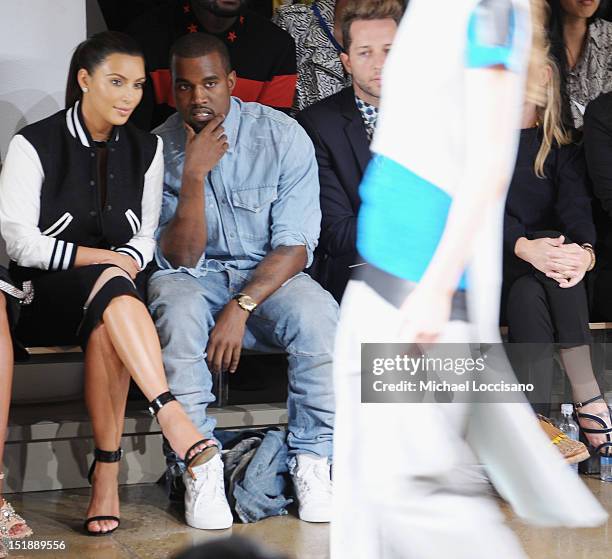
left=82, top=87, right=89, bottom=93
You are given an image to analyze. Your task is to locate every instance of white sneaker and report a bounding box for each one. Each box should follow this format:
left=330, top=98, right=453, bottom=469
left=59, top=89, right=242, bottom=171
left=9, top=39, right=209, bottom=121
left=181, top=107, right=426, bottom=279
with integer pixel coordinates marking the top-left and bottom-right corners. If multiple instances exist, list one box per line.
left=183, top=453, right=233, bottom=530
left=291, top=454, right=332, bottom=523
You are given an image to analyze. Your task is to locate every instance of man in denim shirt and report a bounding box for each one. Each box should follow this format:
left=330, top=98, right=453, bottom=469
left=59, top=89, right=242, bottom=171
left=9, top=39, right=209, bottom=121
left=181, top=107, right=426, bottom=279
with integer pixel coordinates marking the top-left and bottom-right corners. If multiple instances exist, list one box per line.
left=148, top=33, right=337, bottom=530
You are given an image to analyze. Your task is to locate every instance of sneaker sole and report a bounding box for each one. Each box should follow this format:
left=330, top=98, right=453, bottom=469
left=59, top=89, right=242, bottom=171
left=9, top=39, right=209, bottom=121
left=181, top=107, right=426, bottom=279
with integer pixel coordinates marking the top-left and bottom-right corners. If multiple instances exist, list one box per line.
left=298, top=509, right=331, bottom=523
left=185, top=512, right=233, bottom=531
left=299, top=515, right=331, bottom=523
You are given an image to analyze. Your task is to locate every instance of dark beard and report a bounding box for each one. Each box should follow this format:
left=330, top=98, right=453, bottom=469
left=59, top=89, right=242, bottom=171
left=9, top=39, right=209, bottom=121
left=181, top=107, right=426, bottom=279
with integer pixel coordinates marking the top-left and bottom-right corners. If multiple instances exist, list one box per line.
left=190, top=121, right=207, bottom=134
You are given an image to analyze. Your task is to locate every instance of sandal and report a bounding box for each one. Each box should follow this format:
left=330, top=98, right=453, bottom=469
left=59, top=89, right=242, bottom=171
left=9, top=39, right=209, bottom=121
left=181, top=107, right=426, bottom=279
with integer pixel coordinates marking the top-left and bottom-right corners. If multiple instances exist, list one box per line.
left=0, top=473, right=33, bottom=541
left=574, top=395, right=612, bottom=457
left=148, top=391, right=219, bottom=478
left=537, top=415, right=590, bottom=464
left=83, top=448, right=122, bottom=536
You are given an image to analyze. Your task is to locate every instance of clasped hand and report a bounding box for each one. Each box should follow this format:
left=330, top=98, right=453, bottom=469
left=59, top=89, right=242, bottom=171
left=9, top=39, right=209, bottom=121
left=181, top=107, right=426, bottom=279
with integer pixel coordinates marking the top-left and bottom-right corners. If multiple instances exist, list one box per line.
left=517, top=235, right=591, bottom=288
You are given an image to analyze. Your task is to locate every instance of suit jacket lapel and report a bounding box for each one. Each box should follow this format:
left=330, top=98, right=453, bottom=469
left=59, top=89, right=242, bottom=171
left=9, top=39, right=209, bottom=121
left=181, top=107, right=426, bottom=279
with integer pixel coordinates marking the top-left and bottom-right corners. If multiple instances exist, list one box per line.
left=340, top=88, right=371, bottom=174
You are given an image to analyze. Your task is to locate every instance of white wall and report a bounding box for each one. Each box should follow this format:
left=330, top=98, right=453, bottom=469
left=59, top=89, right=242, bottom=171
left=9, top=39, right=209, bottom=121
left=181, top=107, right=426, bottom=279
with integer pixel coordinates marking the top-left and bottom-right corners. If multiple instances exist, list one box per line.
left=0, top=0, right=87, bottom=162
left=0, top=0, right=86, bottom=263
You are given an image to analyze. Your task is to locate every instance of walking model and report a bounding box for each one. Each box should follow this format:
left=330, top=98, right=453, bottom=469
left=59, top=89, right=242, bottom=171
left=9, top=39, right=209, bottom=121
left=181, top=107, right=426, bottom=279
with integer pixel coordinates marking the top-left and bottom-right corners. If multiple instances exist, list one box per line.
left=331, top=1, right=607, bottom=558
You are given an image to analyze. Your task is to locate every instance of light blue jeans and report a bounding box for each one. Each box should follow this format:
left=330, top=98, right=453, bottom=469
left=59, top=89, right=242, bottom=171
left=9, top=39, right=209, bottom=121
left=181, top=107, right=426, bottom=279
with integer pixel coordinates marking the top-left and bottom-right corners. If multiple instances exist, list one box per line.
left=148, top=268, right=338, bottom=476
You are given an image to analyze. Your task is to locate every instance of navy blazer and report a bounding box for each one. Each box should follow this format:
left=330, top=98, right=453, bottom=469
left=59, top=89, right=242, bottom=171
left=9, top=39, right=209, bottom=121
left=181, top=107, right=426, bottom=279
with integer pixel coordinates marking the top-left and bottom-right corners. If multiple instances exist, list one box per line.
left=584, top=92, right=612, bottom=268
left=297, top=86, right=371, bottom=302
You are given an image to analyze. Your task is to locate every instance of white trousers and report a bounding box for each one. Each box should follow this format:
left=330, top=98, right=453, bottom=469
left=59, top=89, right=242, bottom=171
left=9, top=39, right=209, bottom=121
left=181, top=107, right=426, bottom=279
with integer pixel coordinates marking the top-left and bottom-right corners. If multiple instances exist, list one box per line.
left=331, top=279, right=606, bottom=559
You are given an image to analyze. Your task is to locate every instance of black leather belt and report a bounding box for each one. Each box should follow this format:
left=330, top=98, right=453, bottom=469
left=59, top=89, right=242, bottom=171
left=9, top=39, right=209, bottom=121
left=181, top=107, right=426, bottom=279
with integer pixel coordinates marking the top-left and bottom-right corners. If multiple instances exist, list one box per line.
left=353, top=262, right=468, bottom=321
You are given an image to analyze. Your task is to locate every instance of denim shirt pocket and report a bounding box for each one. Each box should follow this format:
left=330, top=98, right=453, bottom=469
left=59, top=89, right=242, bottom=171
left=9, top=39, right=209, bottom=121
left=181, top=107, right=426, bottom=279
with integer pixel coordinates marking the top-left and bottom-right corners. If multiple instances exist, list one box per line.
left=231, top=185, right=278, bottom=241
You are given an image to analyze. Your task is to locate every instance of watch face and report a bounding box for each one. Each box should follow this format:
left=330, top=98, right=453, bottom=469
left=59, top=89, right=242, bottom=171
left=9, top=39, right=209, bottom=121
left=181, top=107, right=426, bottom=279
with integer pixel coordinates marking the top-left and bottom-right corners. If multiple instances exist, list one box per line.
left=237, top=294, right=256, bottom=312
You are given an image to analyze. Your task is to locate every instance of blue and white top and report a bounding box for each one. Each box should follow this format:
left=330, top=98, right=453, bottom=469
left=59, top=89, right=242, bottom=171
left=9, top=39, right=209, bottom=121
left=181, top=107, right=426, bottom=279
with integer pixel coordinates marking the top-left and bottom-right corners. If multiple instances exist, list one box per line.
left=357, top=0, right=532, bottom=290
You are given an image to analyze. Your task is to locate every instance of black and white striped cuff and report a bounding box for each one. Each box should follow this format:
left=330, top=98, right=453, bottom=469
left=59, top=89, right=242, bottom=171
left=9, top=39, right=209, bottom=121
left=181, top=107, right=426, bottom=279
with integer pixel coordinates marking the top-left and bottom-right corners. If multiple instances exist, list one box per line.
left=48, top=240, right=76, bottom=271
left=115, top=245, right=144, bottom=270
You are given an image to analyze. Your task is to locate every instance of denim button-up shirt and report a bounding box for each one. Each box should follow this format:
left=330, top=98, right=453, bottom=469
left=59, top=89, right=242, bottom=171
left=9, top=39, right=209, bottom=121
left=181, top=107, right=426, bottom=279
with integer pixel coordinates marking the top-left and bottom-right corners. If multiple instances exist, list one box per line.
left=152, top=97, right=321, bottom=277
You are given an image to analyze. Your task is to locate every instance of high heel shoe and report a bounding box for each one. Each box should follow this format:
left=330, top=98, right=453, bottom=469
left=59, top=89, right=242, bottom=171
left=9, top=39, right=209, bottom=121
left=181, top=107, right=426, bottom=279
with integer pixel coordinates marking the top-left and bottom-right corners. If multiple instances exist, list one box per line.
left=574, top=395, right=612, bottom=457
left=147, top=391, right=219, bottom=473
left=83, top=448, right=122, bottom=536
left=0, top=472, right=33, bottom=541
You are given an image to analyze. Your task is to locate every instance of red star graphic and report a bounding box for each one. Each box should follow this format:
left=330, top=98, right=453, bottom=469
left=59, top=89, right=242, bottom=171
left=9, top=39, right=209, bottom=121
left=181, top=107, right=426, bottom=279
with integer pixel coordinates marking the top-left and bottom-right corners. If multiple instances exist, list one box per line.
left=240, top=16, right=245, bottom=25
left=228, top=31, right=237, bottom=42
left=183, top=4, right=190, bottom=13
left=187, top=24, right=198, bottom=33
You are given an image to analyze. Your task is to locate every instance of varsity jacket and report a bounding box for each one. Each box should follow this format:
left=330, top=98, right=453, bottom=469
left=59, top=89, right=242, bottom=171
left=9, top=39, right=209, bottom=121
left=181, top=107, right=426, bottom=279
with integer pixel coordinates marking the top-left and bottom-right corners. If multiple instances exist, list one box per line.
left=0, top=101, right=163, bottom=278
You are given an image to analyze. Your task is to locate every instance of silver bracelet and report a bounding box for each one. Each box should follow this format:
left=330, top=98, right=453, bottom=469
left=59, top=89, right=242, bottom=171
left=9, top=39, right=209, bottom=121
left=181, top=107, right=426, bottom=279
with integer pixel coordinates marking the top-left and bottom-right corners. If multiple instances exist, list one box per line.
left=0, top=279, right=34, bottom=305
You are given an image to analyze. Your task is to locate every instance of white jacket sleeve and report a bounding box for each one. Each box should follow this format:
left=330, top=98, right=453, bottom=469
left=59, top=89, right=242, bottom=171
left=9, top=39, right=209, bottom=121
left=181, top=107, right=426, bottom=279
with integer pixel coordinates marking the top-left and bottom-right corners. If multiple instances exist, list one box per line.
left=0, top=135, right=77, bottom=271
left=114, top=136, right=164, bottom=270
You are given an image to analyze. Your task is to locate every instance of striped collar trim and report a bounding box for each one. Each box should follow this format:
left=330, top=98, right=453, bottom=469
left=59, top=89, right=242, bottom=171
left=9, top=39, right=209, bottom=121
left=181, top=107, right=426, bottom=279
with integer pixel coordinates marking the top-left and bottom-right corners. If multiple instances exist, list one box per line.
left=65, top=101, right=120, bottom=147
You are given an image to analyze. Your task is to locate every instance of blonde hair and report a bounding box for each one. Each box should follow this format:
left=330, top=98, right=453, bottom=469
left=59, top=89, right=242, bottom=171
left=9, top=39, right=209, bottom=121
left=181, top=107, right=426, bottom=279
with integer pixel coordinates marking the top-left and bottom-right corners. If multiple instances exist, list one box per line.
left=534, top=57, right=572, bottom=178
left=525, top=0, right=549, bottom=107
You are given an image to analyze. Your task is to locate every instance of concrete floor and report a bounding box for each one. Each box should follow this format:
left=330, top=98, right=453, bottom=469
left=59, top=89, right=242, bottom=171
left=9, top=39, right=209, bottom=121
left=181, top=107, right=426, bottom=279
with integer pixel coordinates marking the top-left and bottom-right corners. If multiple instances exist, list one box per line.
left=2, top=476, right=611, bottom=559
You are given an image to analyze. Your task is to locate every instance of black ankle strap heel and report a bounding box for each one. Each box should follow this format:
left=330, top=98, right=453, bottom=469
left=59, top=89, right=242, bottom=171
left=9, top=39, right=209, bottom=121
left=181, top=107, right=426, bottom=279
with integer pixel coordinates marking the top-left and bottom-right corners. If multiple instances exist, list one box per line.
left=84, top=447, right=123, bottom=536
left=87, top=447, right=123, bottom=484
left=574, top=395, right=612, bottom=457
left=147, top=391, right=176, bottom=417
left=147, top=391, right=218, bottom=476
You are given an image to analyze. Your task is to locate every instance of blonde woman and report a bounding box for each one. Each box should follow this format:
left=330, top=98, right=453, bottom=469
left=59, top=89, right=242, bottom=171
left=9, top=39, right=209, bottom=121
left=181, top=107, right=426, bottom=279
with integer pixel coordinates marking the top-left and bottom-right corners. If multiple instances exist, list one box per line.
left=503, top=58, right=611, bottom=457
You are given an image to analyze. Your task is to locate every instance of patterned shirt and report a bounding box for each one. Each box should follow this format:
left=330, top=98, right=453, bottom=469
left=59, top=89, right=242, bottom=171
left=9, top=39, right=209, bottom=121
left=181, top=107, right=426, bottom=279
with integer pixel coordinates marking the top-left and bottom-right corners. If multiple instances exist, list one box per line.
left=566, top=18, right=612, bottom=129
left=355, top=96, right=378, bottom=142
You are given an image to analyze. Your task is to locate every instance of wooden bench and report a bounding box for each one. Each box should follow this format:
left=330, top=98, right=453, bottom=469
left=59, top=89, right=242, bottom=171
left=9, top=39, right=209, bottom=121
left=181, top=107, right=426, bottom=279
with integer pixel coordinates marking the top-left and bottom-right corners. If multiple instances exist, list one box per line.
left=28, top=322, right=612, bottom=356
left=22, top=346, right=281, bottom=407
left=499, top=322, right=612, bottom=337
left=25, top=322, right=612, bottom=406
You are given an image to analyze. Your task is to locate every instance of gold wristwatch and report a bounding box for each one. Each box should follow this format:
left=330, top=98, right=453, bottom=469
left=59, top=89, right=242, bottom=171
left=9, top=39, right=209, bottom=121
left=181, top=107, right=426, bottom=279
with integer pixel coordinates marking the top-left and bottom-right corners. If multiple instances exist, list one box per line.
left=233, top=292, right=258, bottom=313
left=581, top=243, right=596, bottom=272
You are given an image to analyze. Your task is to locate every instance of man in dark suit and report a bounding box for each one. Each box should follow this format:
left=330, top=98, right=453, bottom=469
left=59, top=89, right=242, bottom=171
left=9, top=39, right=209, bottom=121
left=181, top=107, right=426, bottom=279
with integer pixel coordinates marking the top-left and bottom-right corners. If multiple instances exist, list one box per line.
left=297, top=0, right=402, bottom=302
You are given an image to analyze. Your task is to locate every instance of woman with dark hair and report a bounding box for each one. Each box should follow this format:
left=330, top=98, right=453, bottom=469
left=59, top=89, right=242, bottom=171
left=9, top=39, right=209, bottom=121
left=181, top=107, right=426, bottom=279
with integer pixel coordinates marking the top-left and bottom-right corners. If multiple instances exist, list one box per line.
left=0, top=31, right=221, bottom=537
left=503, top=57, right=611, bottom=460
left=548, top=0, right=612, bottom=129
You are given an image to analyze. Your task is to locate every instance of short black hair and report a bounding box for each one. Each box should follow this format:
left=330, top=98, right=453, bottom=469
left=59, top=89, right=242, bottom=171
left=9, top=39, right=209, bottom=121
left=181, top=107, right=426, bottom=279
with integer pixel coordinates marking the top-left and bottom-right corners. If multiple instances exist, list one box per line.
left=169, top=32, right=233, bottom=74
